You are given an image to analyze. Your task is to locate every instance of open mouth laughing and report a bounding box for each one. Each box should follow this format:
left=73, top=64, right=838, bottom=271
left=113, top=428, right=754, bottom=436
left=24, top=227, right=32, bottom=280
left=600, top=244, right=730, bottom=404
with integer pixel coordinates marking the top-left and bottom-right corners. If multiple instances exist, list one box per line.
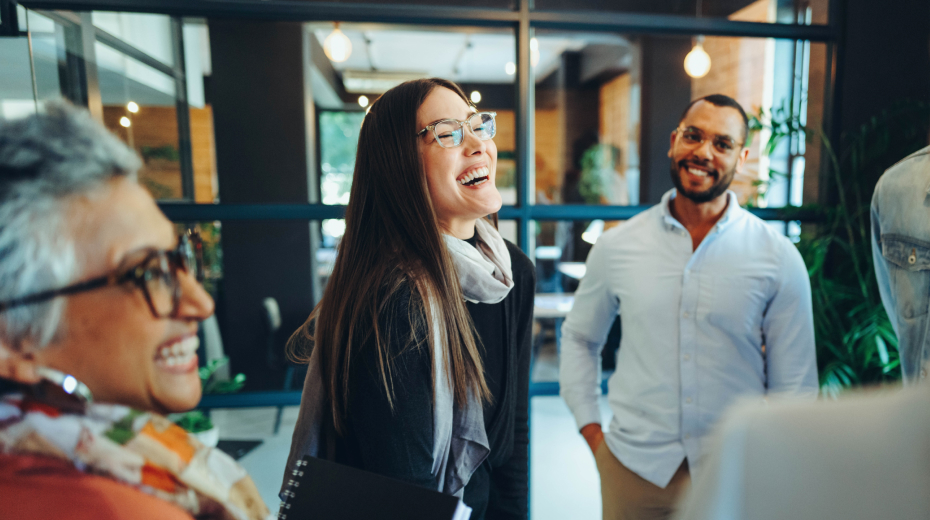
left=154, top=334, right=199, bottom=372
left=457, top=165, right=491, bottom=187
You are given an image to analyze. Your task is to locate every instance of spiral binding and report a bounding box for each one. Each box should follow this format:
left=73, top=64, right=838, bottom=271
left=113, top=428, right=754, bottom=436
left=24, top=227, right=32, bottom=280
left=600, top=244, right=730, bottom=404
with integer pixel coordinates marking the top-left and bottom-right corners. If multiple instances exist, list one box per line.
left=278, top=458, right=308, bottom=519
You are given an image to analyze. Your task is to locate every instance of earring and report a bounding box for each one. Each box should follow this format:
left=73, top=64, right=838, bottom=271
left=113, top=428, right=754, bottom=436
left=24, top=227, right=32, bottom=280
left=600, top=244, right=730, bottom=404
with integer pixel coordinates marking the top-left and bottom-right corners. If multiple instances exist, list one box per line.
left=34, top=366, right=93, bottom=405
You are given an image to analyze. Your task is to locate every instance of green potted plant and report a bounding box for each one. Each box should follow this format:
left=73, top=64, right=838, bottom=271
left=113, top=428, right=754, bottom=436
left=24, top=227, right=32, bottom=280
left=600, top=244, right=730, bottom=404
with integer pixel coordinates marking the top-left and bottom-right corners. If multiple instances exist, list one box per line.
left=750, top=99, right=930, bottom=396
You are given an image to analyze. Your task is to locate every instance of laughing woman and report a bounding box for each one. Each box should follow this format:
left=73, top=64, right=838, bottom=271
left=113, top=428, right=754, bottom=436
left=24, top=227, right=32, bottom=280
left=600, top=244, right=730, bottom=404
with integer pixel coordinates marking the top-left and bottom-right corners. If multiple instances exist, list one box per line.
left=0, top=105, right=269, bottom=520
left=284, top=79, right=534, bottom=520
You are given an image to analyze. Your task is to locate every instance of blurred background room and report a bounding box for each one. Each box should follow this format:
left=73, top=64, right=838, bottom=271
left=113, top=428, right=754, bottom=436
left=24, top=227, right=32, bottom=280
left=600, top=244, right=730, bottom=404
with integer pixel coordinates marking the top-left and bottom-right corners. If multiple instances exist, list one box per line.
left=1, top=0, right=928, bottom=516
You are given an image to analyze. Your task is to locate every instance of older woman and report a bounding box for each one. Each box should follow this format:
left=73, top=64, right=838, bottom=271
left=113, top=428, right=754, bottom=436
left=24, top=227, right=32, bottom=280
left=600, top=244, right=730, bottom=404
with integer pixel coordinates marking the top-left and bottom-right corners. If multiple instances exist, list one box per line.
left=0, top=105, right=270, bottom=520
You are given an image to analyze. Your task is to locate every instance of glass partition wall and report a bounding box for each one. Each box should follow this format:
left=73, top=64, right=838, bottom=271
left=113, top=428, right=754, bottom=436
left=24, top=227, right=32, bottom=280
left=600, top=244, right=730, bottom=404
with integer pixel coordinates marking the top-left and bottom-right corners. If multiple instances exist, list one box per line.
left=1, top=0, right=837, bottom=514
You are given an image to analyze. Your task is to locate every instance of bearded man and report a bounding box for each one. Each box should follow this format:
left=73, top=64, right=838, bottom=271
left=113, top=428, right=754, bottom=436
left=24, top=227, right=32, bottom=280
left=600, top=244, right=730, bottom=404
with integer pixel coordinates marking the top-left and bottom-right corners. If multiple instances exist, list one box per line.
left=559, top=94, right=818, bottom=520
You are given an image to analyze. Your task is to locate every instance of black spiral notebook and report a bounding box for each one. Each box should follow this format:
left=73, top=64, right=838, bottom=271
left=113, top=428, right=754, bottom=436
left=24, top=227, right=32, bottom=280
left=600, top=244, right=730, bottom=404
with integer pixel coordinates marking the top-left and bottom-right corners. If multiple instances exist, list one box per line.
left=279, top=456, right=473, bottom=520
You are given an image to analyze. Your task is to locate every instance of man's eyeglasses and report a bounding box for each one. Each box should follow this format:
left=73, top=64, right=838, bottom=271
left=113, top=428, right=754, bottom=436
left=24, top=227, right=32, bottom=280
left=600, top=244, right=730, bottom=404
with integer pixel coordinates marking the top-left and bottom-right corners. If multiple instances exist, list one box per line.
left=0, top=232, right=204, bottom=319
left=417, top=111, right=497, bottom=148
left=676, top=126, right=744, bottom=155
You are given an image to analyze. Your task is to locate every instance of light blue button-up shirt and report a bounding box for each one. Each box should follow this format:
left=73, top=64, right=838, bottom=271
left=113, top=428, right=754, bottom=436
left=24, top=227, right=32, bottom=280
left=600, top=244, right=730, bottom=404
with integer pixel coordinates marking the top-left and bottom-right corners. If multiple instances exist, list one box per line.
left=559, top=189, right=818, bottom=488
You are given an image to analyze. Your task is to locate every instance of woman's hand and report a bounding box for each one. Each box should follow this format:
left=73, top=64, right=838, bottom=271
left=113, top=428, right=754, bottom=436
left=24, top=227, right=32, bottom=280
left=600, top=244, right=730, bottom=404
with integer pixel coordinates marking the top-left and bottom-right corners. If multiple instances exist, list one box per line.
left=580, top=423, right=604, bottom=454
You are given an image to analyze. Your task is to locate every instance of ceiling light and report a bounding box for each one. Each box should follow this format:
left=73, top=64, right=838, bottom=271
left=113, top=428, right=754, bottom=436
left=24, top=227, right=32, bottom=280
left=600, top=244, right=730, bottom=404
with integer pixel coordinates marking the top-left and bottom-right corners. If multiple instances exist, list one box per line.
left=505, top=62, right=516, bottom=75
left=119, top=116, right=131, bottom=128
left=126, top=101, right=139, bottom=113
left=684, top=37, right=711, bottom=78
left=358, top=95, right=369, bottom=108
left=323, top=22, right=352, bottom=63
left=470, top=91, right=482, bottom=104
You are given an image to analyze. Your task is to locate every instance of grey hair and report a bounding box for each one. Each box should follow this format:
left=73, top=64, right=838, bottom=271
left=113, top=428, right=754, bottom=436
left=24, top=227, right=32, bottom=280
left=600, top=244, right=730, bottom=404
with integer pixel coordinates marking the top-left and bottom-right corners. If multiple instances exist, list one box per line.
left=0, top=102, right=141, bottom=351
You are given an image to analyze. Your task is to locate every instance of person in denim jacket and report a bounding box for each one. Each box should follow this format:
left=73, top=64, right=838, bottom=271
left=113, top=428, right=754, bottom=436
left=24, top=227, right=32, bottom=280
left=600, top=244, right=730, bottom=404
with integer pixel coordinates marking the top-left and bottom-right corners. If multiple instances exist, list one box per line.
left=871, top=145, right=930, bottom=383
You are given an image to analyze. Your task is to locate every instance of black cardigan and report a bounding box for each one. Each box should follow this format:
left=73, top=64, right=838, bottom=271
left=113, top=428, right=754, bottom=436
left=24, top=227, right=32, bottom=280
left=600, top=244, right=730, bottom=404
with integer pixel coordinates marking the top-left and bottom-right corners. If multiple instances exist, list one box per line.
left=331, top=240, right=535, bottom=520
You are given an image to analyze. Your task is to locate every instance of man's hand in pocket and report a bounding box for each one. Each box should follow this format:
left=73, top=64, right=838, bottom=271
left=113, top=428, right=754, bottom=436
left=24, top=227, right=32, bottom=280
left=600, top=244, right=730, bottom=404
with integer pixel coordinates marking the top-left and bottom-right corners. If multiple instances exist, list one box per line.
left=580, top=423, right=604, bottom=454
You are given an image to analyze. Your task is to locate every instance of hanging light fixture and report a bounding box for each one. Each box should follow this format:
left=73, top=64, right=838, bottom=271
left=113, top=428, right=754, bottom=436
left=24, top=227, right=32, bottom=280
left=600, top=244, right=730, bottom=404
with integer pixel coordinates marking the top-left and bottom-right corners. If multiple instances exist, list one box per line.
left=684, top=36, right=712, bottom=78
left=685, top=0, right=711, bottom=78
left=126, top=101, right=139, bottom=113
left=358, top=95, right=369, bottom=108
left=470, top=91, right=482, bottom=104
left=119, top=116, right=131, bottom=128
left=323, top=22, right=352, bottom=63
left=504, top=62, right=516, bottom=75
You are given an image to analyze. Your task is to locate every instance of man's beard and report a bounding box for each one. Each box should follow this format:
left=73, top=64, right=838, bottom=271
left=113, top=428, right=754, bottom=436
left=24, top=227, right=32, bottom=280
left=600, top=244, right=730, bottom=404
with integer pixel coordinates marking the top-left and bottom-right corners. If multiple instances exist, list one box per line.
left=669, top=159, right=735, bottom=203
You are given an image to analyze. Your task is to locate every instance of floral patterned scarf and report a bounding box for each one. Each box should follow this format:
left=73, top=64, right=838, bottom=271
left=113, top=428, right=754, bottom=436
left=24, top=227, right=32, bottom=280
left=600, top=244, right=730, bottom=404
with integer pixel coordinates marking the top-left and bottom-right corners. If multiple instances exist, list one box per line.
left=0, top=394, right=271, bottom=520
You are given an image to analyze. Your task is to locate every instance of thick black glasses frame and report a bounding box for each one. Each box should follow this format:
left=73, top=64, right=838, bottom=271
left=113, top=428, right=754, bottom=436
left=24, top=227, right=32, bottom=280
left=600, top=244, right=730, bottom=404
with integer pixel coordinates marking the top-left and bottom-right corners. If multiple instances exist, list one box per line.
left=0, top=233, right=202, bottom=318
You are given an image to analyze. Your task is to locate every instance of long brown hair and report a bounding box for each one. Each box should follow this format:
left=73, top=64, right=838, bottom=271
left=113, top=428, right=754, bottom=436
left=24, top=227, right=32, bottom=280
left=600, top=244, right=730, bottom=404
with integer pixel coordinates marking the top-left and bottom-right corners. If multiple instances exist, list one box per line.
left=288, top=78, right=491, bottom=433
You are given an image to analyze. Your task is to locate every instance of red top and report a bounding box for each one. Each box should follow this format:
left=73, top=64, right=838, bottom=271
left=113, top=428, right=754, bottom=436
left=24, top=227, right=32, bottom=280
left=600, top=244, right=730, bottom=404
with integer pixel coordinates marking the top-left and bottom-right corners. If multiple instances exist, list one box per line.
left=0, top=453, right=194, bottom=520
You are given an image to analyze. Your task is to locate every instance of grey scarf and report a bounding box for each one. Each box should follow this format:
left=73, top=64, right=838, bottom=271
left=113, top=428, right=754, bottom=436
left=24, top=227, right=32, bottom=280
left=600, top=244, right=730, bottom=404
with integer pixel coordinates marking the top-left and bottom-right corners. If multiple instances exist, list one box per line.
left=281, top=218, right=514, bottom=499
left=443, top=218, right=514, bottom=304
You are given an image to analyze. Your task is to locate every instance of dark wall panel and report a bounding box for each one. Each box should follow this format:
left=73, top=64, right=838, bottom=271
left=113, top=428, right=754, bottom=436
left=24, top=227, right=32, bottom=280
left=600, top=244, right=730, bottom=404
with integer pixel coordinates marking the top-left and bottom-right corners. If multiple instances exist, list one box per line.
left=639, top=35, right=692, bottom=204
left=838, top=0, right=930, bottom=137
left=209, top=20, right=314, bottom=390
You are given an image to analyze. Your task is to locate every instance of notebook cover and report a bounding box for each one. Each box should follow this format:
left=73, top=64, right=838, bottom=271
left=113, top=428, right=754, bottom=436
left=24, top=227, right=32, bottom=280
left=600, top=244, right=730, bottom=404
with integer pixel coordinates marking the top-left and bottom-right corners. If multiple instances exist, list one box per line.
left=279, top=456, right=464, bottom=520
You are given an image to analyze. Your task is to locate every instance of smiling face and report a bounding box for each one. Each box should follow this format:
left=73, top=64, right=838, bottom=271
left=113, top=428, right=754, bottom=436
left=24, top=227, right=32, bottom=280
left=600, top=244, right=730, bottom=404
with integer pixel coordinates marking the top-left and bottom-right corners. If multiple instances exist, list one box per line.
left=668, top=100, right=750, bottom=204
left=26, top=178, right=214, bottom=413
left=417, top=86, right=501, bottom=239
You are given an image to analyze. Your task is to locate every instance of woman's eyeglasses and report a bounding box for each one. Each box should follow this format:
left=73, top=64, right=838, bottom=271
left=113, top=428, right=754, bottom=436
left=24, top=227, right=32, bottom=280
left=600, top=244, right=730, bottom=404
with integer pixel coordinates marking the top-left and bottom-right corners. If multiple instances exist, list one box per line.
left=676, top=126, right=744, bottom=155
left=0, top=232, right=204, bottom=319
left=417, top=111, right=497, bottom=148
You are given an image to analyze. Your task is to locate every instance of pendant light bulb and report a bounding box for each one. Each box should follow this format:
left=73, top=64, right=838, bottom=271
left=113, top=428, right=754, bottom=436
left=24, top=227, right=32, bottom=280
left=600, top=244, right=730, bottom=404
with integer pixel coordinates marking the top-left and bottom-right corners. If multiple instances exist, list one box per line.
left=323, top=22, right=352, bottom=63
left=684, top=37, right=711, bottom=78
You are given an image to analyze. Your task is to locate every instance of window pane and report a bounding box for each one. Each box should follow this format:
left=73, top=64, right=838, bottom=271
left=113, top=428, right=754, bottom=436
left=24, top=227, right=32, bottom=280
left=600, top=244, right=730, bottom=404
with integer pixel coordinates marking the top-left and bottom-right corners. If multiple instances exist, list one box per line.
left=172, top=219, right=322, bottom=392
left=533, top=31, right=828, bottom=208
left=97, top=42, right=187, bottom=201
left=91, top=12, right=175, bottom=67
left=286, top=0, right=515, bottom=7
left=533, top=0, right=830, bottom=25
left=0, top=11, right=69, bottom=119
left=530, top=218, right=624, bottom=386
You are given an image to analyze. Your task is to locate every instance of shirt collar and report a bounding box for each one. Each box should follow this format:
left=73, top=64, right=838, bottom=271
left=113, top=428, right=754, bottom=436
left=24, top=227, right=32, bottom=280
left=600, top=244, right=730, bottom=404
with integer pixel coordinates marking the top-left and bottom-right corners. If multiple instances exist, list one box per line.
left=660, top=188, right=742, bottom=232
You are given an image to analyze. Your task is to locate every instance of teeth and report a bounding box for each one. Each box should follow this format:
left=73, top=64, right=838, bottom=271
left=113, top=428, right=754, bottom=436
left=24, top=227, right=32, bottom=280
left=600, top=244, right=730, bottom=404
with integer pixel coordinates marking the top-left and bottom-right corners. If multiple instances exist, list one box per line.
left=156, top=336, right=200, bottom=366
left=688, top=167, right=708, bottom=177
left=458, top=166, right=490, bottom=185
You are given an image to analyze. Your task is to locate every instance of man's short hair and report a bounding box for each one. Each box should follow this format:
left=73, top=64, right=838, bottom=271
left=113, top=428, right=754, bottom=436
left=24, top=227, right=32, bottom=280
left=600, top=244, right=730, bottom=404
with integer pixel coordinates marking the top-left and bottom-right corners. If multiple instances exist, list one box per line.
left=679, top=94, right=750, bottom=142
left=0, top=102, right=140, bottom=350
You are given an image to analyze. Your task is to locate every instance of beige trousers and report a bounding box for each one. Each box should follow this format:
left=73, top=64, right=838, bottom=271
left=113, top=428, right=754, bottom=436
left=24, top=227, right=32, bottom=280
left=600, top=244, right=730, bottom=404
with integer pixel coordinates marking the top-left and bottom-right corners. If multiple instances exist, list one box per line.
left=594, top=442, right=691, bottom=520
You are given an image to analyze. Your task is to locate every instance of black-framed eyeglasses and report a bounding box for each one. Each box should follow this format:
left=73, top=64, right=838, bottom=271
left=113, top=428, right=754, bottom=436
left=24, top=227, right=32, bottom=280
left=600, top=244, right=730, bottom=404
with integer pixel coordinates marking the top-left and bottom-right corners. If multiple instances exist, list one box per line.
left=0, top=231, right=204, bottom=319
left=676, top=126, right=744, bottom=155
left=417, top=111, right=497, bottom=148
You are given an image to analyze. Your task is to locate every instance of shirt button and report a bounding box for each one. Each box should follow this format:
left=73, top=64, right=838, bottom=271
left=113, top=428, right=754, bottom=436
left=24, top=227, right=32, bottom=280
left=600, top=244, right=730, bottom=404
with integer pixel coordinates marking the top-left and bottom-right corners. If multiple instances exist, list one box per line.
left=683, top=312, right=690, bottom=318
left=686, top=397, right=693, bottom=404
left=683, top=354, right=691, bottom=361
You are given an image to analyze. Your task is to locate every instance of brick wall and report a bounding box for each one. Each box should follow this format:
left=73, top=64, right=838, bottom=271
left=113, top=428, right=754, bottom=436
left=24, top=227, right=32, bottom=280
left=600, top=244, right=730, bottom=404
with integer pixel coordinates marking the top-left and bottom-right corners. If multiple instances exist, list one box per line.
left=485, top=107, right=564, bottom=204
left=599, top=72, right=635, bottom=204
left=690, top=0, right=771, bottom=205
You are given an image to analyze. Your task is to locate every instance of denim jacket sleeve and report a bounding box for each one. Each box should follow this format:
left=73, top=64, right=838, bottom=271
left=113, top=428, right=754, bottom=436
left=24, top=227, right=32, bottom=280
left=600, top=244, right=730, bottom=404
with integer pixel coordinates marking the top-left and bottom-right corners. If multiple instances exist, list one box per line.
left=870, top=145, right=930, bottom=383
left=871, top=180, right=899, bottom=339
